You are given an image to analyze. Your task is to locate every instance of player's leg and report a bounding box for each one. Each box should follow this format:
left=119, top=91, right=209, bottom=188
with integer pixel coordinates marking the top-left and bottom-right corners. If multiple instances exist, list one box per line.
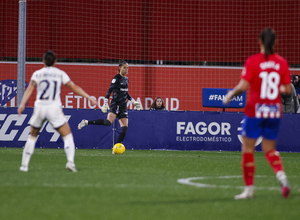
left=48, top=104, right=77, bottom=172
left=262, top=139, right=284, bottom=173
left=111, top=117, right=128, bottom=155
left=20, top=126, right=40, bottom=172
left=56, top=123, right=77, bottom=172
left=20, top=105, right=45, bottom=172
left=115, top=107, right=129, bottom=144
left=262, top=139, right=290, bottom=198
left=78, top=119, right=88, bottom=129
left=78, top=117, right=113, bottom=129
left=117, top=117, right=128, bottom=144
left=87, top=112, right=116, bottom=126
left=78, top=102, right=118, bottom=129
left=262, top=119, right=290, bottom=198
left=234, top=116, right=261, bottom=199
left=234, top=136, right=256, bottom=200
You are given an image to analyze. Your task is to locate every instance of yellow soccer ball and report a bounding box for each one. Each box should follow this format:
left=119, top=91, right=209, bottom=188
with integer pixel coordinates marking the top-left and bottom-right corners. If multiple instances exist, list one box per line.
left=113, top=143, right=125, bottom=154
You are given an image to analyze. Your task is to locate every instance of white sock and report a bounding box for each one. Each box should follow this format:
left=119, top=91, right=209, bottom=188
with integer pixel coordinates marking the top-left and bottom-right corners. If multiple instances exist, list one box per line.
left=63, top=133, right=75, bottom=164
left=276, top=171, right=289, bottom=187
left=244, top=185, right=254, bottom=194
left=21, top=135, right=37, bottom=167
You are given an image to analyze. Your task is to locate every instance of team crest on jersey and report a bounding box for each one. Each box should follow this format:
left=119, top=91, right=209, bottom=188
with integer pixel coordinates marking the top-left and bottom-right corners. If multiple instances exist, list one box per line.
left=0, top=79, right=28, bottom=106
left=255, top=103, right=280, bottom=118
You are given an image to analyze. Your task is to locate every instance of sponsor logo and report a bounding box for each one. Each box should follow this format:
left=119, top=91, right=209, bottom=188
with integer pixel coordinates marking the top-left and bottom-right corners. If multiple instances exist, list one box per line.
left=208, top=94, right=243, bottom=102
left=255, top=104, right=280, bottom=118
left=175, top=119, right=263, bottom=145
left=64, top=93, right=180, bottom=110
left=202, top=88, right=246, bottom=108
left=0, top=113, right=70, bottom=142
left=176, top=121, right=232, bottom=143
left=0, top=80, right=28, bottom=107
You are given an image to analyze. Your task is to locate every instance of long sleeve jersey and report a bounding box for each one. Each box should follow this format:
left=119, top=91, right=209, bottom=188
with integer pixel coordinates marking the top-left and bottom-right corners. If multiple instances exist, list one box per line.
left=105, top=74, right=132, bottom=104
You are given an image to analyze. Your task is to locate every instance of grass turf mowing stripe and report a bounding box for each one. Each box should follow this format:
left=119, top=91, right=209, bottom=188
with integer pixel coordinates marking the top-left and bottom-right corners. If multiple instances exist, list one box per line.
left=0, top=148, right=299, bottom=220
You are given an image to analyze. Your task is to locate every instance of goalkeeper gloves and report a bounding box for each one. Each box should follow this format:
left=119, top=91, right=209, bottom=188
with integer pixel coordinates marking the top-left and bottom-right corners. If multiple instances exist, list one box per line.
left=131, top=98, right=141, bottom=110
left=101, top=98, right=110, bottom=113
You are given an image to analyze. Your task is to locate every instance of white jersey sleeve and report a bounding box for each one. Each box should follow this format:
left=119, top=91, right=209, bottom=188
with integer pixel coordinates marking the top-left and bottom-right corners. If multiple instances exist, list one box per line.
left=61, top=70, right=71, bottom=85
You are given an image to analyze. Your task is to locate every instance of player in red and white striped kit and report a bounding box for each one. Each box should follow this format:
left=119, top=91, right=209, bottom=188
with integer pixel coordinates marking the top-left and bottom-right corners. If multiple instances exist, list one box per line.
left=224, top=28, right=291, bottom=199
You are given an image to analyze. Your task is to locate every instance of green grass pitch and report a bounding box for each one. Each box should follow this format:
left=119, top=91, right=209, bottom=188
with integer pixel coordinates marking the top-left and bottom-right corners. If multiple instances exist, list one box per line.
left=1, top=148, right=300, bottom=220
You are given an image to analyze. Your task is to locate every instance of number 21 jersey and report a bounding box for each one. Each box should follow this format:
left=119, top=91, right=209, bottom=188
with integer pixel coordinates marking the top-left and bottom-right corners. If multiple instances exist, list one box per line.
left=31, top=66, right=70, bottom=106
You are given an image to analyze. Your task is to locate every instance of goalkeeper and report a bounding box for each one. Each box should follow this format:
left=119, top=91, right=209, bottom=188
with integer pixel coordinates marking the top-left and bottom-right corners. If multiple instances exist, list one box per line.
left=78, top=60, right=141, bottom=148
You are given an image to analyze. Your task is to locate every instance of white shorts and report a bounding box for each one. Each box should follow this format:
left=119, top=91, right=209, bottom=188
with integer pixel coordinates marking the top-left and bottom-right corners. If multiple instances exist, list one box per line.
left=29, top=103, right=67, bottom=129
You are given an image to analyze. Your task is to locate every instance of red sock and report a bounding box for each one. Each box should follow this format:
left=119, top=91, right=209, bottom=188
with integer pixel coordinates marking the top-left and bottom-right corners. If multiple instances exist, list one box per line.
left=265, top=149, right=284, bottom=173
left=242, top=152, right=255, bottom=186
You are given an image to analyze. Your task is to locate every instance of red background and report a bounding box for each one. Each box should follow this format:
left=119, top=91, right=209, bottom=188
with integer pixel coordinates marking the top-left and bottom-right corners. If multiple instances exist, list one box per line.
left=1, top=0, right=300, bottom=64
left=2, top=63, right=300, bottom=111
left=1, top=1, right=300, bottom=112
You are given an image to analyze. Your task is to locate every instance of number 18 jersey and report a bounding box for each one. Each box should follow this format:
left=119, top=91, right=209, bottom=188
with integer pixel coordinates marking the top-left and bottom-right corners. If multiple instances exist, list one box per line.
left=31, top=66, right=70, bottom=106
left=242, top=53, right=291, bottom=118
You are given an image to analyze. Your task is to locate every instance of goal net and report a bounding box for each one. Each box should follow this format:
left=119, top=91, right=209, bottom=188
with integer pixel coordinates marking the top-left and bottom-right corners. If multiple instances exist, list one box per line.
left=1, top=0, right=300, bottom=111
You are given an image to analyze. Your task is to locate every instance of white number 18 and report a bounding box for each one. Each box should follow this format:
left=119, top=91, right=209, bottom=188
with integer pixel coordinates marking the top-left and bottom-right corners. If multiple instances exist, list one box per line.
left=259, top=71, right=280, bottom=100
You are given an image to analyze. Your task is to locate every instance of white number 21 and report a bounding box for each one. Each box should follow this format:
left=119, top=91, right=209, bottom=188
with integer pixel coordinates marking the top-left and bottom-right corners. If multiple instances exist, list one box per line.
left=259, top=71, right=280, bottom=100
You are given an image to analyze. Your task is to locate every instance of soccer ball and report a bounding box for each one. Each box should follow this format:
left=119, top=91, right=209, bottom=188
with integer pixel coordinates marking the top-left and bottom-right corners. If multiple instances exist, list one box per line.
left=113, top=143, right=125, bottom=154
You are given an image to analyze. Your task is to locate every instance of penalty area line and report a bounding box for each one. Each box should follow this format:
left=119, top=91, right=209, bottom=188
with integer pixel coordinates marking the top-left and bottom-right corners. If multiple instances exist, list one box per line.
left=177, top=175, right=291, bottom=191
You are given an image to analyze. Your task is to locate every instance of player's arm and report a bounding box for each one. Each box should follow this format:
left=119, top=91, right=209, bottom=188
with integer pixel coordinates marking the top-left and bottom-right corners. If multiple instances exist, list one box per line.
left=18, top=80, right=36, bottom=115
left=65, top=81, right=97, bottom=106
left=223, top=79, right=249, bottom=105
left=105, top=77, right=118, bottom=99
left=224, top=58, right=251, bottom=105
left=280, top=83, right=292, bottom=96
left=280, top=64, right=292, bottom=96
left=128, top=93, right=141, bottom=110
left=101, top=77, right=118, bottom=113
left=279, top=65, right=292, bottom=95
left=127, top=93, right=132, bottom=101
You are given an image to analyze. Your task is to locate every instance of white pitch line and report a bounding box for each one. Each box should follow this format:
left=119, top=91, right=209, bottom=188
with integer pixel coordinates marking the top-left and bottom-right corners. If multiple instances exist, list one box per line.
left=177, top=175, right=300, bottom=192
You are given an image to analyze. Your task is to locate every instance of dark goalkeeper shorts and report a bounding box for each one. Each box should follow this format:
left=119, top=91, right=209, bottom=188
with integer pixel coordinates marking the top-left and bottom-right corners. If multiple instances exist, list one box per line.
left=109, top=101, right=128, bottom=119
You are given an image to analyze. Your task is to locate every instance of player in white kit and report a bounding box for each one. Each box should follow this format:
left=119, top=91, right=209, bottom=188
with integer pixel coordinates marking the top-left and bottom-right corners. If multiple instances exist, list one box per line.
left=18, top=50, right=97, bottom=172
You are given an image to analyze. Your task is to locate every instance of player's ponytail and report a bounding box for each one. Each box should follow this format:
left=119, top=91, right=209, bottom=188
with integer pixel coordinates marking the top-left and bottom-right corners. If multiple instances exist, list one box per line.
left=260, top=28, right=276, bottom=60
